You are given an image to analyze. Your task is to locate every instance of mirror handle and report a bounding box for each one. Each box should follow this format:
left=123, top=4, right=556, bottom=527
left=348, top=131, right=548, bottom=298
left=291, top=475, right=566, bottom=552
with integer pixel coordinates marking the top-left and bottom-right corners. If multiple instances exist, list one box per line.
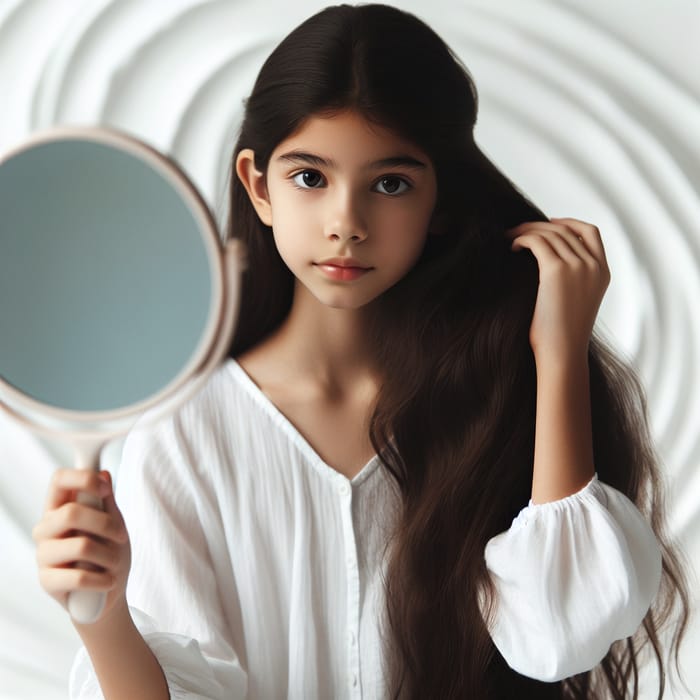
left=67, top=439, right=107, bottom=624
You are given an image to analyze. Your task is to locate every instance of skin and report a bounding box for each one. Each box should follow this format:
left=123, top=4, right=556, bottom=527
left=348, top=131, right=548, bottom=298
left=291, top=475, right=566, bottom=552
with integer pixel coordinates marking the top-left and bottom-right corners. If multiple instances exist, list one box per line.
left=235, top=110, right=440, bottom=397
left=32, top=469, right=129, bottom=612
left=31, top=111, right=610, bottom=675
left=235, top=111, right=611, bottom=502
left=506, top=217, right=611, bottom=503
left=32, top=470, right=169, bottom=698
left=233, top=111, right=446, bottom=478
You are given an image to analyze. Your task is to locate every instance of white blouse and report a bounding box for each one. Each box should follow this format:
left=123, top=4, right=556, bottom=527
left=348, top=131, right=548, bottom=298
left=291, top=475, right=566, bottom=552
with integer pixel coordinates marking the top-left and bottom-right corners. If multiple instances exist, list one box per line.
left=69, top=358, right=662, bottom=699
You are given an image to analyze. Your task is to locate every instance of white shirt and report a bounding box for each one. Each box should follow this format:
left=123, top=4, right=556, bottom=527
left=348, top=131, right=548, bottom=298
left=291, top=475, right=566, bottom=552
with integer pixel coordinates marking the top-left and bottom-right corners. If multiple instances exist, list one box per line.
left=69, top=358, right=662, bottom=699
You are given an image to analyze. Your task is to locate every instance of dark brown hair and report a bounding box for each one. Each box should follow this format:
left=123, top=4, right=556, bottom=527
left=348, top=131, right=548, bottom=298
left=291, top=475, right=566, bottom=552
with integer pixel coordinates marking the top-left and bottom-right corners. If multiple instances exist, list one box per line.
left=226, top=4, right=692, bottom=698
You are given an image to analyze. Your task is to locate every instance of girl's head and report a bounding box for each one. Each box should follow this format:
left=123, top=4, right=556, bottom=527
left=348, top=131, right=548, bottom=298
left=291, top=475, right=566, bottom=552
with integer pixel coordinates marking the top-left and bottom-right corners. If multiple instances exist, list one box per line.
left=235, top=1, right=478, bottom=229
left=236, top=109, right=438, bottom=310
left=229, top=3, right=545, bottom=350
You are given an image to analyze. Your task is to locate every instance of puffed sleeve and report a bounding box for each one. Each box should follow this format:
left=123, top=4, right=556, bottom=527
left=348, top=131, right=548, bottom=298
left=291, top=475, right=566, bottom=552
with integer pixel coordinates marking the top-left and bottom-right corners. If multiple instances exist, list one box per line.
left=69, top=414, right=248, bottom=700
left=479, top=472, right=662, bottom=682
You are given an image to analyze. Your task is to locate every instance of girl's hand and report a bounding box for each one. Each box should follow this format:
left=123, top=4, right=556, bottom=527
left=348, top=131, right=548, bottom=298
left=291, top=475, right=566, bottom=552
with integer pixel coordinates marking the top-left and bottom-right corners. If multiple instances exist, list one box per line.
left=505, top=217, right=611, bottom=363
left=32, top=468, right=131, bottom=624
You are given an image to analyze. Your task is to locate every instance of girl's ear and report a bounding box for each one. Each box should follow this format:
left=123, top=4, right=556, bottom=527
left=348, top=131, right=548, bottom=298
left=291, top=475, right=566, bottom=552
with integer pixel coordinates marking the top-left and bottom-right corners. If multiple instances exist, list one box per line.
left=235, top=148, right=273, bottom=226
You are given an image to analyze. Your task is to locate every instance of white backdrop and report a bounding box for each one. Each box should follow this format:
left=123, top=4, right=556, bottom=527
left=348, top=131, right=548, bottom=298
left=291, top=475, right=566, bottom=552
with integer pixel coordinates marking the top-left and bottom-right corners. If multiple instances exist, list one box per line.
left=0, top=1, right=698, bottom=698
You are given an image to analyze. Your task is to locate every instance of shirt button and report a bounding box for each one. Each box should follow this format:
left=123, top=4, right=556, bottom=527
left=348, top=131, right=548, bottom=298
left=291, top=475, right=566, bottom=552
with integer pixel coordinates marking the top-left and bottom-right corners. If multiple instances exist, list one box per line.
left=338, top=482, right=350, bottom=496
left=349, top=630, right=356, bottom=645
left=352, top=673, right=358, bottom=687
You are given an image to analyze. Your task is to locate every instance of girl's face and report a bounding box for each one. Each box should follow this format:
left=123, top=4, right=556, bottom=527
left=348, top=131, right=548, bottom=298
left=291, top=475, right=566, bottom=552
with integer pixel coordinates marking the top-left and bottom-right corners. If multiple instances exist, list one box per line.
left=237, top=110, right=438, bottom=310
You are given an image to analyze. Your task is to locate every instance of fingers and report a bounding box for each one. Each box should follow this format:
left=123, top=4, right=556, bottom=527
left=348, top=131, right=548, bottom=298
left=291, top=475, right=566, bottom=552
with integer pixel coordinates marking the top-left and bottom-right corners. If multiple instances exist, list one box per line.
left=43, top=467, right=110, bottom=511
left=33, top=471, right=128, bottom=545
left=36, top=533, right=121, bottom=571
left=514, top=231, right=592, bottom=269
left=38, top=567, right=116, bottom=598
left=550, top=217, right=608, bottom=264
left=33, top=468, right=131, bottom=615
left=510, top=232, right=563, bottom=266
left=32, top=499, right=126, bottom=544
left=506, top=218, right=607, bottom=269
left=508, top=221, right=587, bottom=261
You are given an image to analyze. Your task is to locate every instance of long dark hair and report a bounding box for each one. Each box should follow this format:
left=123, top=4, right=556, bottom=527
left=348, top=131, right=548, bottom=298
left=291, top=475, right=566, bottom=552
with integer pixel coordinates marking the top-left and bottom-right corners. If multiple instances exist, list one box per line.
left=225, top=4, right=691, bottom=698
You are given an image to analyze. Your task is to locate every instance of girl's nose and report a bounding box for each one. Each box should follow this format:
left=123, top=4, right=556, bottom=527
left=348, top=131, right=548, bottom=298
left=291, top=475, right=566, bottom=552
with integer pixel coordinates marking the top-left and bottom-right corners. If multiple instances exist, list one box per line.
left=324, top=192, right=367, bottom=243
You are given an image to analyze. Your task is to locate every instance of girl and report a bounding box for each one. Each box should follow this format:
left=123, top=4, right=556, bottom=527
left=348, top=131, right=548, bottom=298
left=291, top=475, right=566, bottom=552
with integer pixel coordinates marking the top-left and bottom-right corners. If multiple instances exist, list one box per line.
left=33, top=4, right=691, bottom=699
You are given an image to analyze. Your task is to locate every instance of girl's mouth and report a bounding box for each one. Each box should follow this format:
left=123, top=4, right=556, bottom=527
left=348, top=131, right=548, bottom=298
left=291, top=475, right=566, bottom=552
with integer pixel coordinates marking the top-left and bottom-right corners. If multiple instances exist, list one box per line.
left=313, top=264, right=372, bottom=281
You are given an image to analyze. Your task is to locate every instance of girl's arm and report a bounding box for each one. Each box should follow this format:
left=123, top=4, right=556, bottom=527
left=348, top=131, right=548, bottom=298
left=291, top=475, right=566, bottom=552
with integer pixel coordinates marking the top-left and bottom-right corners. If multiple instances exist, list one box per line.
left=506, top=217, right=610, bottom=504
left=70, top=414, right=249, bottom=700
left=479, top=218, right=661, bottom=682
left=73, top=598, right=169, bottom=700
left=32, top=469, right=169, bottom=700
left=33, top=467, right=170, bottom=700
left=531, top=353, right=594, bottom=504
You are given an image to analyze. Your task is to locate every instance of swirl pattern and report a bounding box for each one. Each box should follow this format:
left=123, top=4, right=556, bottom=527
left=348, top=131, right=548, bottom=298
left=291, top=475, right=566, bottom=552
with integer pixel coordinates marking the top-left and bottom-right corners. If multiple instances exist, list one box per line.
left=0, top=2, right=697, bottom=697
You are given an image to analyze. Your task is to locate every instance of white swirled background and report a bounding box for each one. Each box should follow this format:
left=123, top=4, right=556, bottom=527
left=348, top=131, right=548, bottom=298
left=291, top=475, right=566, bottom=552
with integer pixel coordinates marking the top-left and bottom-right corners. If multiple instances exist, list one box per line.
left=0, top=1, right=698, bottom=698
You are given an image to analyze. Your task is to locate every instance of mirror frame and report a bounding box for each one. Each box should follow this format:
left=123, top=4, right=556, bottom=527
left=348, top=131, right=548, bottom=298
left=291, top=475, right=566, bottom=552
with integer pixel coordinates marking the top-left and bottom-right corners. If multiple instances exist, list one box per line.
left=0, top=125, right=233, bottom=427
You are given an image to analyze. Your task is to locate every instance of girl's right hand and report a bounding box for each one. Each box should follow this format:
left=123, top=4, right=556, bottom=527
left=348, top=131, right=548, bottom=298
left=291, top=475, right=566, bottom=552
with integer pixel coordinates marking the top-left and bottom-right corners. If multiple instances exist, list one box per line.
left=32, top=468, right=132, bottom=625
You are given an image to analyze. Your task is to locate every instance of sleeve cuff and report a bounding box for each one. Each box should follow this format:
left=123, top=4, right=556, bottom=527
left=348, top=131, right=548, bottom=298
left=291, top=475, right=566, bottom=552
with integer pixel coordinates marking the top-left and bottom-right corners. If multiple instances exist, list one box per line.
left=482, top=472, right=662, bottom=681
left=68, top=607, right=247, bottom=700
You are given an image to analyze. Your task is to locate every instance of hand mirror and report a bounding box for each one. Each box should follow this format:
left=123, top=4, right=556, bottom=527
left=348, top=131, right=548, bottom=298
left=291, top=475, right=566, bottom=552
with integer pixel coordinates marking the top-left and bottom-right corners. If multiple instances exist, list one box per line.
left=0, top=126, right=245, bottom=624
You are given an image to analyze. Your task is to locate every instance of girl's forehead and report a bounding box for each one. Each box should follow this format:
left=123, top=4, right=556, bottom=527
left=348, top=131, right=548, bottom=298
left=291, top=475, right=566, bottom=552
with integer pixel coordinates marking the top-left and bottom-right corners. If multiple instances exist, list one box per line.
left=271, top=111, right=430, bottom=165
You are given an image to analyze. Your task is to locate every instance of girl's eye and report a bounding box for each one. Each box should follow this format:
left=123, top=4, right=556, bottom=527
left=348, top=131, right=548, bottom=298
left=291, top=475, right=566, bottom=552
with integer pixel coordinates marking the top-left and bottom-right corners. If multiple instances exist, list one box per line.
left=292, top=170, right=325, bottom=189
left=374, top=176, right=410, bottom=195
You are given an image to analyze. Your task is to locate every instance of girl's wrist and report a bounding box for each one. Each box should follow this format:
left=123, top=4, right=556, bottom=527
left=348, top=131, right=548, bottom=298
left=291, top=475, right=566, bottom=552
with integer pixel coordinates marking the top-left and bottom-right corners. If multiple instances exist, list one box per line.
left=533, top=344, right=589, bottom=373
left=72, top=595, right=132, bottom=640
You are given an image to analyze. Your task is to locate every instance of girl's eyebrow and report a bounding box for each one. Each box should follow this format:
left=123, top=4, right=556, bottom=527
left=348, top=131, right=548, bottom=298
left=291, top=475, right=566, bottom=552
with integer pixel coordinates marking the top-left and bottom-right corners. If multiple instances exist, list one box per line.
left=277, top=150, right=427, bottom=171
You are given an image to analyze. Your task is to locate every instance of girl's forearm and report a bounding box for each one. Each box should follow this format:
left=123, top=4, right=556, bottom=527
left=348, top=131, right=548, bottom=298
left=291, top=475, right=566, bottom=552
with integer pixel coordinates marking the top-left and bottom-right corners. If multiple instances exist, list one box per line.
left=73, top=599, right=170, bottom=700
left=530, top=353, right=596, bottom=504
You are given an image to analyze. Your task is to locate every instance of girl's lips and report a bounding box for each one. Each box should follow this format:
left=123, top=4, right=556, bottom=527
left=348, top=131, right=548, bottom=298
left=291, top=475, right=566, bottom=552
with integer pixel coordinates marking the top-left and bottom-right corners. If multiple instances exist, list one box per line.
left=316, top=256, right=369, bottom=268
left=314, top=263, right=372, bottom=281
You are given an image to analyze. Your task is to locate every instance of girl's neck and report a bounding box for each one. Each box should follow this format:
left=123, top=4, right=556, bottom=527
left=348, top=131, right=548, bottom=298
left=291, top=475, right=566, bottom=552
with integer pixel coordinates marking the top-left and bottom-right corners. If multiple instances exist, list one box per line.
left=262, top=281, right=382, bottom=398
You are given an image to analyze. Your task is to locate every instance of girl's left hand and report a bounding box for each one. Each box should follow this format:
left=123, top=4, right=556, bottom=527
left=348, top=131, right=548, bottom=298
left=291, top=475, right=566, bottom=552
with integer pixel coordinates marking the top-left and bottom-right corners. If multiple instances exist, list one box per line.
left=505, top=217, right=611, bottom=363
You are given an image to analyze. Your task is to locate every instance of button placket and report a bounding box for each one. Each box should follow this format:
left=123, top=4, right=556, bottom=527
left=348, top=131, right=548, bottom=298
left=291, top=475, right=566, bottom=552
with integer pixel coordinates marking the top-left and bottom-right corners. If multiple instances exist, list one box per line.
left=339, top=478, right=362, bottom=697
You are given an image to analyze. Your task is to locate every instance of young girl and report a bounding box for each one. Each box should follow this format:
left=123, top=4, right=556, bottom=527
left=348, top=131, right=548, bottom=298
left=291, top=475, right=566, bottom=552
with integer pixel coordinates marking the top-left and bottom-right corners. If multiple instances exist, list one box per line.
left=33, top=4, right=690, bottom=699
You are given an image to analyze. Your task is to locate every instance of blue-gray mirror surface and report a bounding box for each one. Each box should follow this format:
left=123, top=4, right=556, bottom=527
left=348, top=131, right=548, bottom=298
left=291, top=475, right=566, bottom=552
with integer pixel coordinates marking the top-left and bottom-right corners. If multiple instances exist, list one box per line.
left=0, top=137, right=213, bottom=412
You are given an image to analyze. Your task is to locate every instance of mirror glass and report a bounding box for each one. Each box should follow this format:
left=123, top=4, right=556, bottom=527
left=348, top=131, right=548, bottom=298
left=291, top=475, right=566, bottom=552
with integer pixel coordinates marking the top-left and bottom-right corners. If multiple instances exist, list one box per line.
left=0, top=132, right=215, bottom=414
